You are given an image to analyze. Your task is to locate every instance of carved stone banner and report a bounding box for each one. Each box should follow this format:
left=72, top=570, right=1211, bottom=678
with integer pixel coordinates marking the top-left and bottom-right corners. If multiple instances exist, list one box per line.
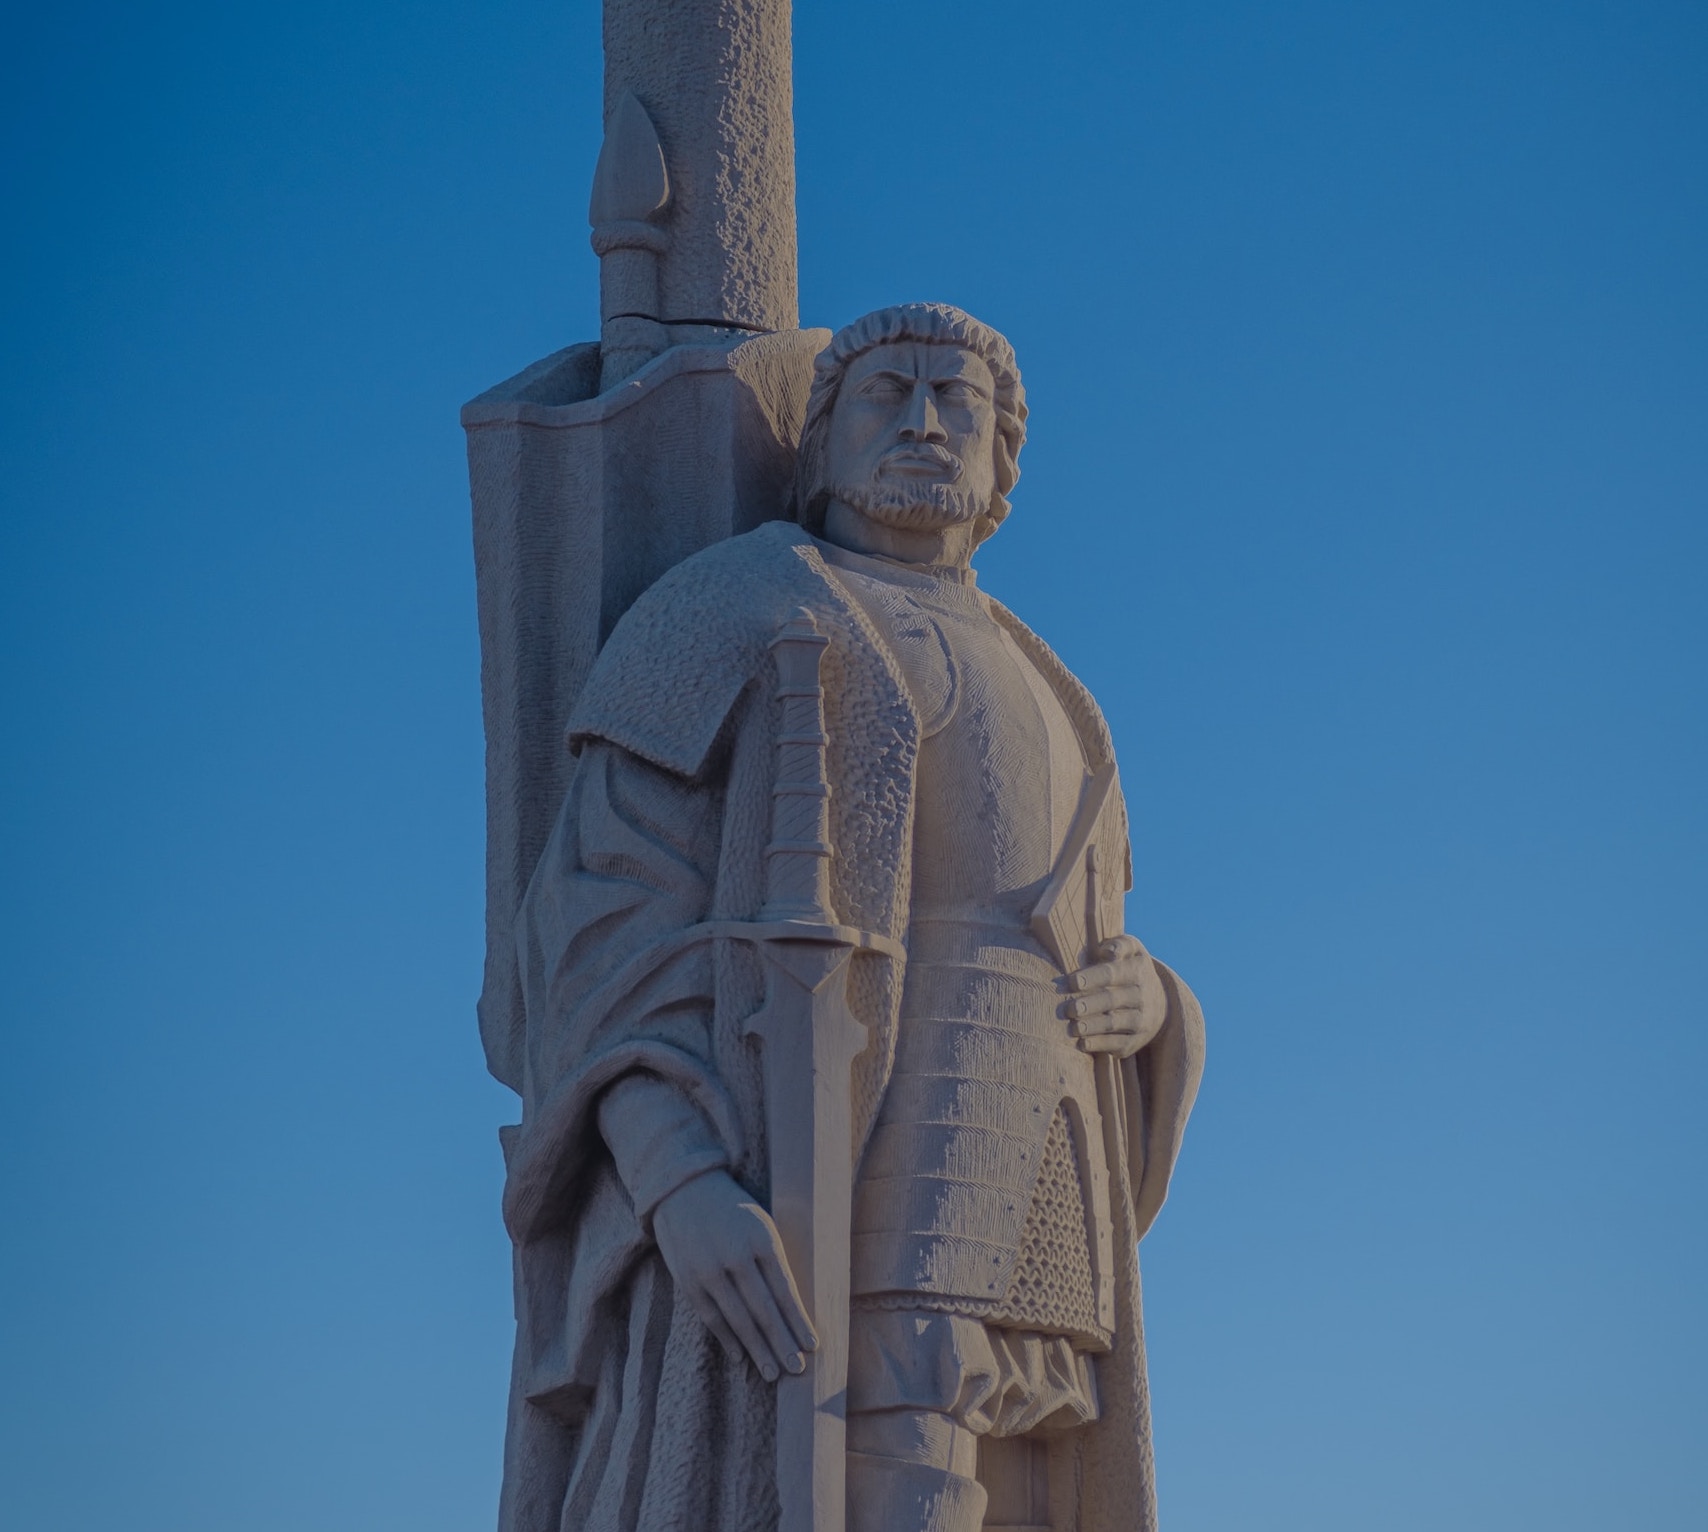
left=464, top=7, right=1205, bottom=1531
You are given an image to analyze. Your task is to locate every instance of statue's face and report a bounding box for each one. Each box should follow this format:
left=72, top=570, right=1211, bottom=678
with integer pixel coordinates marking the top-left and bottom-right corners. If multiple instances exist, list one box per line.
left=823, top=342, right=999, bottom=532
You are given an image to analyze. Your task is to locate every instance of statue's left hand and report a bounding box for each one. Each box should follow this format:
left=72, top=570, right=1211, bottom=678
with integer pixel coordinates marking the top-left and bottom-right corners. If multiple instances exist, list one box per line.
left=651, top=1168, right=818, bottom=1382
left=1062, top=934, right=1167, bottom=1058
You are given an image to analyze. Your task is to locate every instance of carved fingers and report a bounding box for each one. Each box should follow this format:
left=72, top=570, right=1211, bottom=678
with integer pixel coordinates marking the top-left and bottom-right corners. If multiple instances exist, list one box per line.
left=651, top=1169, right=818, bottom=1383
left=1068, top=986, right=1152, bottom=1053
left=1062, top=934, right=1167, bottom=1058
left=1070, top=933, right=1148, bottom=993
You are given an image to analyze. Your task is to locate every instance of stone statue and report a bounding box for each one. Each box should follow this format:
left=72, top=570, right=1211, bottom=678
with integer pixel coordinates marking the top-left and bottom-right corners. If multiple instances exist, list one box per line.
left=462, top=4, right=1205, bottom=1527
left=489, top=302, right=1205, bottom=1532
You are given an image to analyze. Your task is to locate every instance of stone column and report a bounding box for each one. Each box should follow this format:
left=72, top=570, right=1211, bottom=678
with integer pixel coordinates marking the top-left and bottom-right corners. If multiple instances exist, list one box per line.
left=463, top=0, right=819, bottom=1087
left=601, top=0, right=799, bottom=337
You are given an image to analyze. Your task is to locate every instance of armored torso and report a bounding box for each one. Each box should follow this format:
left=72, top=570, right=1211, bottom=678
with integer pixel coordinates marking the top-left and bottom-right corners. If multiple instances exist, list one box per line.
left=823, top=543, right=1117, bottom=1349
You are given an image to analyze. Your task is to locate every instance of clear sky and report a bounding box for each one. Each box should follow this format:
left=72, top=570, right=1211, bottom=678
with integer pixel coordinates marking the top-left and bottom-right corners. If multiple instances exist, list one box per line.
left=2, top=2, right=1703, bottom=1529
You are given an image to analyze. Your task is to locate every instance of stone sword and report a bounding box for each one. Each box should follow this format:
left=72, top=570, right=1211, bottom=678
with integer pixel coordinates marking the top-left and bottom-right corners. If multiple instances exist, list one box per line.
left=741, top=609, right=903, bottom=1532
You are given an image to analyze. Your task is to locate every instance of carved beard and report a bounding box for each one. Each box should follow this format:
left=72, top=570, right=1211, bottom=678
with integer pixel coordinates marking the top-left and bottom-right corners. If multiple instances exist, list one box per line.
left=831, top=478, right=983, bottom=531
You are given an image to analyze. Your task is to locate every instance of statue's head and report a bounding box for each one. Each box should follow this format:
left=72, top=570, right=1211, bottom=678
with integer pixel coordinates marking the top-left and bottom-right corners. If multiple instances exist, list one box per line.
left=794, top=303, right=1028, bottom=551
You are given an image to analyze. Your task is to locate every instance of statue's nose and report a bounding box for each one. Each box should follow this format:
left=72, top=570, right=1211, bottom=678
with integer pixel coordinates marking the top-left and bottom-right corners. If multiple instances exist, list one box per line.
left=898, top=382, right=948, bottom=443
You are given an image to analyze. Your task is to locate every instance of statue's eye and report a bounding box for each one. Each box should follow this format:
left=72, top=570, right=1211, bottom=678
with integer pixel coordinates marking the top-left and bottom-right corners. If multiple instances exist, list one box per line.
left=862, top=377, right=907, bottom=402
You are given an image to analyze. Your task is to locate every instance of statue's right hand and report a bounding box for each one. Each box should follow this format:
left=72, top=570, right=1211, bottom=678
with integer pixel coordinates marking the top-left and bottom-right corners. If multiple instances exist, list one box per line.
left=651, top=1169, right=818, bottom=1382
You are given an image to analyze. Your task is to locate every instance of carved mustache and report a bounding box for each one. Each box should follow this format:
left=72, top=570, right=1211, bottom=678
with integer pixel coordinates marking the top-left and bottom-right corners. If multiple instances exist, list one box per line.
left=877, top=443, right=962, bottom=476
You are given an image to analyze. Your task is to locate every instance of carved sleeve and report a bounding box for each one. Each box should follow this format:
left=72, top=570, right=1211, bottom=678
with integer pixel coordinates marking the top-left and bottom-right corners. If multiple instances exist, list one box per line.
left=597, top=1072, right=730, bottom=1223
left=508, top=738, right=737, bottom=1236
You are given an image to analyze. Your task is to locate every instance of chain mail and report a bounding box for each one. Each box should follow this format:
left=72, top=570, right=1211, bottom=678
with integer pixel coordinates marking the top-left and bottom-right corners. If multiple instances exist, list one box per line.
left=988, top=1105, right=1103, bottom=1340
left=853, top=1105, right=1111, bottom=1350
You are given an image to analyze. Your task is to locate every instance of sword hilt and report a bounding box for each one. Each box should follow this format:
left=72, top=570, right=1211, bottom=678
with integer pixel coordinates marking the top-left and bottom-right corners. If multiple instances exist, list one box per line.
left=761, top=608, right=834, bottom=924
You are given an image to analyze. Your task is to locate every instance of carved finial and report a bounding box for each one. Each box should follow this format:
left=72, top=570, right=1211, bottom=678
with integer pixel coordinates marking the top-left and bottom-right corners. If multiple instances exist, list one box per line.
left=589, top=90, right=669, bottom=227
left=591, top=92, right=671, bottom=391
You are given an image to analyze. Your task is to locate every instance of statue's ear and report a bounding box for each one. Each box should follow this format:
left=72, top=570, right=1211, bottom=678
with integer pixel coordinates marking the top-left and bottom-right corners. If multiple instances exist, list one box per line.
left=993, top=432, right=1020, bottom=496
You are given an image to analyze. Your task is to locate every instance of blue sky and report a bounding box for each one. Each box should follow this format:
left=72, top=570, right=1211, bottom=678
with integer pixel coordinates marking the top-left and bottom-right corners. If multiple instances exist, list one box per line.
left=1, top=2, right=1703, bottom=1528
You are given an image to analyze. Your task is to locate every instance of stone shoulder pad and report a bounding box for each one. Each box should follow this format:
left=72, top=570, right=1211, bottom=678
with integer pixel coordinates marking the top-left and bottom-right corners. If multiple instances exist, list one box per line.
left=567, top=520, right=827, bottom=779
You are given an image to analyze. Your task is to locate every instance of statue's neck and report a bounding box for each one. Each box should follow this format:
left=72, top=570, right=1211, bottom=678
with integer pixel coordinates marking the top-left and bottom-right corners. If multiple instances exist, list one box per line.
left=819, top=499, right=978, bottom=572
left=812, top=534, right=979, bottom=591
